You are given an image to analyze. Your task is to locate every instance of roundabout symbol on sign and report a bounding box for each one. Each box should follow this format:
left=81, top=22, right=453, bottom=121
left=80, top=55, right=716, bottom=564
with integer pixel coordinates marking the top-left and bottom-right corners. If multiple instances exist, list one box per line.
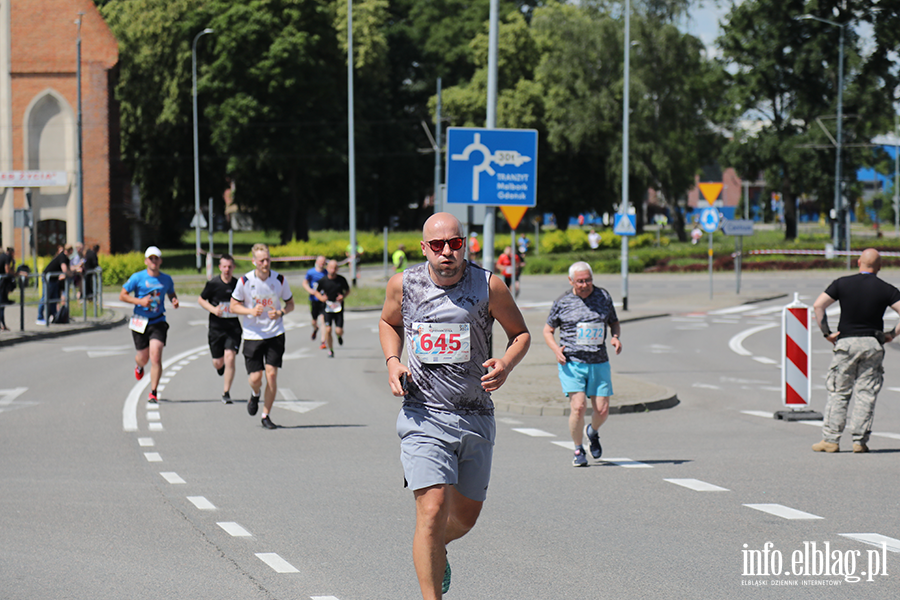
left=700, top=207, right=720, bottom=233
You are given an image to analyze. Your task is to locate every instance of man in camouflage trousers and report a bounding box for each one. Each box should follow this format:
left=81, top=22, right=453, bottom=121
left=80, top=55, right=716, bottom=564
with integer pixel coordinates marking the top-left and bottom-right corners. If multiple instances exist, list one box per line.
left=812, top=248, right=900, bottom=453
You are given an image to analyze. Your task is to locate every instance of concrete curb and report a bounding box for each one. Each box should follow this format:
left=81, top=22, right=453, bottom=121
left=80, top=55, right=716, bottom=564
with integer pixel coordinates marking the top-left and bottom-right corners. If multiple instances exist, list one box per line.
left=0, top=310, right=126, bottom=348
left=494, top=388, right=679, bottom=417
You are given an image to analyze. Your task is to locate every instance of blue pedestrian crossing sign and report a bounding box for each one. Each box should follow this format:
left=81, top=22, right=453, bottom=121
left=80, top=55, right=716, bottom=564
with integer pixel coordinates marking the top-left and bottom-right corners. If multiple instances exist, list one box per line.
left=699, top=207, right=720, bottom=233
left=613, top=214, right=636, bottom=236
left=446, top=127, right=538, bottom=207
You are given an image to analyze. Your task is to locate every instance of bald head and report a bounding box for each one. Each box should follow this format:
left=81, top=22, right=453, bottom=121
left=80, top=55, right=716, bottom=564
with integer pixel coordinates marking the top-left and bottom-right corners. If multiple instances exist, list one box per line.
left=423, top=212, right=463, bottom=241
left=859, top=248, right=881, bottom=274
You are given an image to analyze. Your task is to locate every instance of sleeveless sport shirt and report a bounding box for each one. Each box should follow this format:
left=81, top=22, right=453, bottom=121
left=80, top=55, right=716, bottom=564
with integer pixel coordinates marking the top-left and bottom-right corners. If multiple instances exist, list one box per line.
left=402, top=262, right=493, bottom=415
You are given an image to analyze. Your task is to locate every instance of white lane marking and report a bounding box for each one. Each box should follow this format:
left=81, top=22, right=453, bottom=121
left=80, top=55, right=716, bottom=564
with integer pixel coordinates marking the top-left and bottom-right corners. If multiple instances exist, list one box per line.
left=552, top=441, right=576, bottom=450
left=283, top=348, right=312, bottom=360
left=138, top=438, right=154, bottom=447
left=497, top=417, right=523, bottom=425
left=759, top=386, right=782, bottom=392
left=274, top=401, right=327, bottom=414
left=709, top=305, right=757, bottom=315
left=87, top=350, right=130, bottom=358
left=280, top=388, right=297, bottom=401
left=156, top=386, right=166, bottom=392
left=665, top=478, right=729, bottom=492
left=160, top=472, right=185, bottom=484
left=512, top=428, right=556, bottom=437
left=255, top=552, right=299, bottom=573
left=743, top=504, right=823, bottom=520
left=711, top=319, right=740, bottom=324
left=872, top=432, right=900, bottom=440
left=146, top=412, right=160, bottom=421
left=839, top=533, right=900, bottom=553
left=149, top=423, right=164, bottom=431
left=218, top=522, right=252, bottom=537
left=692, top=383, right=721, bottom=390
left=169, top=366, right=183, bottom=372
left=602, top=458, right=651, bottom=468
left=123, top=345, right=208, bottom=431
left=159, top=377, right=172, bottom=384
left=721, top=377, right=770, bottom=384
left=746, top=306, right=785, bottom=316
left=888, top=387, right=900, bottom=393
left=187, top=496, right=216, bottom=510
left=311, top=597, right=340, bottom=600
left=676, top=325, right=709, bottom=330
left=752, top=356, right=779, bottom=365
left=0, top=387, right=29, bottom=412
left=144, top=452, right=162, bottom=462
left=797, top=420, right=823, bottom=427
left=741, top=410, right=774, bottom=418
left=729, top=322, right=778, bottom=356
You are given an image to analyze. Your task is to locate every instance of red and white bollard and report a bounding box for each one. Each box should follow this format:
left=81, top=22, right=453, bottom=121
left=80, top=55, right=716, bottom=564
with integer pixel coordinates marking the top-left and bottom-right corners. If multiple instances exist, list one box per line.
left=776, top=293, right=822, bottom=420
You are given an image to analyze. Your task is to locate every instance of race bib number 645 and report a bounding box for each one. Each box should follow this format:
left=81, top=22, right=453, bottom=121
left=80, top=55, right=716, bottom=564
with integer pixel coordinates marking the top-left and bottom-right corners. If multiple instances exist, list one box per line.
left=412, top=322, right=470, bottom=364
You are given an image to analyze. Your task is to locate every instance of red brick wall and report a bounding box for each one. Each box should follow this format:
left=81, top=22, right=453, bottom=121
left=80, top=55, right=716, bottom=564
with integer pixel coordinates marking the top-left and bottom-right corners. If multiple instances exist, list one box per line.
left=9, top=0, right=120, bottom=253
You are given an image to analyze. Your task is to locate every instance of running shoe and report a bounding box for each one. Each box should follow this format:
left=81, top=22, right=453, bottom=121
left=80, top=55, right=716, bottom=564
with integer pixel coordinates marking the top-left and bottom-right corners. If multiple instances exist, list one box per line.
left=35, top=319, right=47, bottom=326
left=320, top=342, right=327, bottom=350
left=261, top=415, right=277, bottom=430
left=585, top=423, right=602, bottom=459
left=443, top=556, right=451, bottom=594
left=328, top=349, right=335, bottom=358
left=216, top=365, right=225, bottom=376
left=311, top=327, right=318, bottom=340
left=148, top=390, right=158, bottom=404
left=337, top=335, right=343, bottom=346
left=247, top=393, right=260, bottom=416
left=572, top=446, right=588, bottom=467
left=222, top=391, right=232, bottom=405
left=135, top=365, right=144, bottom=381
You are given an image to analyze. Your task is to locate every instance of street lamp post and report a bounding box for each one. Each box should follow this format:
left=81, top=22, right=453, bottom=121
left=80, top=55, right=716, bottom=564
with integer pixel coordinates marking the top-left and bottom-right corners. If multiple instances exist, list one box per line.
left=75, top=13, right=85, bottom=246
left=192, top=28, right=214, bottom=272
left=620, top=0, right=631, bottom=311
left=798, top=14, right=845, bottom=256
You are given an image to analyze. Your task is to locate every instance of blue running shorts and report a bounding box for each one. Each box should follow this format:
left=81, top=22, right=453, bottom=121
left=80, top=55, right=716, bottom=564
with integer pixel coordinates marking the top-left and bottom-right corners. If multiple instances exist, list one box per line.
left=396, top=405, right=495, bottom=502
left=557, top=361, right=613, bottom=398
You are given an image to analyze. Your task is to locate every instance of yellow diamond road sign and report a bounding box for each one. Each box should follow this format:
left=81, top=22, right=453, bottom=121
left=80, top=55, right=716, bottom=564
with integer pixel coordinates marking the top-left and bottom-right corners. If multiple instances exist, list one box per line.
left=699, top=182, right=723, bottom=205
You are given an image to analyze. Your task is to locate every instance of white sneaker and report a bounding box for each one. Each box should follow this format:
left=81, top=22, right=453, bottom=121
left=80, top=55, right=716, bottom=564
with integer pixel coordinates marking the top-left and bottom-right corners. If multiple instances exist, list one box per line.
left=35, top=319, right=47, bottom=326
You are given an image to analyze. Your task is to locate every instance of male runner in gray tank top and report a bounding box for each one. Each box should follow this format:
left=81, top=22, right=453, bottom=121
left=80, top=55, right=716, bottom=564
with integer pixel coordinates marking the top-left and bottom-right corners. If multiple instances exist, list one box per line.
left=380, top=212, right=531, bottom=599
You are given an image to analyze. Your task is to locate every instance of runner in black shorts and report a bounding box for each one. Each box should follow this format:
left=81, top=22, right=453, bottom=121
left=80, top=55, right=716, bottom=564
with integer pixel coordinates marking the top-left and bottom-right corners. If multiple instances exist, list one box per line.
left=302, top=255, right=327, bottom=346
left=198, top=254, right=242, bottom=404
left=314, top=259, right=350, bottom=358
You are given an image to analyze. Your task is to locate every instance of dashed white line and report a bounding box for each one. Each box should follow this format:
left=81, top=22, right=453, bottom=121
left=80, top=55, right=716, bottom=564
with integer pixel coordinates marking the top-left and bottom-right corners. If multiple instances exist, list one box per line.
left=256, top=552, right=299, bottom=573
left=602, top=458, right=652, bottom=468
left=149, top=423, right=164, bottom=431
left=217, top=522, right=252, bottom=537
left=512, top=428, right=556, bottom=437
left=692, top=383, right=721, bottom=390
left=144, top=452, right=162, bottom=462
left=138, top=437, right=154, bottom=447
left=146, top=412, right=160, bottom=421
left=839, top=533, right=900, bottom=553
left=187, top=496, right=216, bottom=510
left=311, top=596, right=340, bottom=600
left=664, top=478, right=729, bottom=492
left=123, top=344, right=207, bottom=431
left=160, top=472, right=185, bottom=484
left=741, top=410, right=774, bottom=418
left=744, top=503, right=823, bottom=520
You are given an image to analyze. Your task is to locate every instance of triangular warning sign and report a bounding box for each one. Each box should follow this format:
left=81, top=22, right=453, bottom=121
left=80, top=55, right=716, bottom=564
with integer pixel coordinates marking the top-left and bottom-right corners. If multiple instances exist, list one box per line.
left=614, top=214, right=636, bottom=235
left=699, top=182, right=723, bottom=205
left=500, top=206, right=529, bottom=230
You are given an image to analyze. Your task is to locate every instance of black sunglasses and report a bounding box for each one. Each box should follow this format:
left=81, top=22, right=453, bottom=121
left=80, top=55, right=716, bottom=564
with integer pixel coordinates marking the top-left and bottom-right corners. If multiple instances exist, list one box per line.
left=425, top=237, right=465, bottom=252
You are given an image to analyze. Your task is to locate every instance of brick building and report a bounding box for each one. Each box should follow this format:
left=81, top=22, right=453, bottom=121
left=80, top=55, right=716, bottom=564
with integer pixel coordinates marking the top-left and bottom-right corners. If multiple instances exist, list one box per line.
left=0, top=0, right=128, bottom=258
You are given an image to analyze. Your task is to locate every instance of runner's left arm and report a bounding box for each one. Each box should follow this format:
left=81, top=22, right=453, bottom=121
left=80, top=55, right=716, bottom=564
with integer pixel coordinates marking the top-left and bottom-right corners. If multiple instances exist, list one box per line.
left=483, top=274, right=531, bottom=392
left=167, top=278, right=179, bottom=309
left=379, top=273, right=409, bottom=397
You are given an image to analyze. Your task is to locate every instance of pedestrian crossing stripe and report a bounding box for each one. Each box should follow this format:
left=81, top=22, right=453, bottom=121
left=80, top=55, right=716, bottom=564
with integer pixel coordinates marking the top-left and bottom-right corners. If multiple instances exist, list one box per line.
left=614, top=214, right=636, bottom=236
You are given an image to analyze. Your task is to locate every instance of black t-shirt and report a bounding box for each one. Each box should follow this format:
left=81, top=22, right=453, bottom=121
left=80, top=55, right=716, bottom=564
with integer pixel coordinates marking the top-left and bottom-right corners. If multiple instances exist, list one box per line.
left=0, top=252, right=11, bottom=274
left=83, top=249, right=98, bottom=271
left=317, top=275, right=349, bottom=302
left=44, top=251, right=70, bottom=275
left=200, top=276, right=239, bottom=327
left=825, top=273, right=900, bottom=337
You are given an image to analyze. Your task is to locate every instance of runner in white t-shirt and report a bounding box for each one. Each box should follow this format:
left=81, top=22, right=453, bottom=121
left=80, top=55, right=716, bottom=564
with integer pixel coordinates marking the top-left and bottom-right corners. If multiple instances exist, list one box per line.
left=230, top=244, right=294, bottom=430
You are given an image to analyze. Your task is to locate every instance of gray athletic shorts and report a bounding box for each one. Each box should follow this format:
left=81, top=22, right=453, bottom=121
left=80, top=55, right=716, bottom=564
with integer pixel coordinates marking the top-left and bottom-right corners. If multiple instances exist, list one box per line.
left=396, top=405, right=496, bottom=502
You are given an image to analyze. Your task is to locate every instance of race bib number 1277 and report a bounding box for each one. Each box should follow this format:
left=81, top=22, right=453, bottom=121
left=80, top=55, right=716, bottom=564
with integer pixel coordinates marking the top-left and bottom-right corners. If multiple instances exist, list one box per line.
left=412, top=322, right=470, bottom=364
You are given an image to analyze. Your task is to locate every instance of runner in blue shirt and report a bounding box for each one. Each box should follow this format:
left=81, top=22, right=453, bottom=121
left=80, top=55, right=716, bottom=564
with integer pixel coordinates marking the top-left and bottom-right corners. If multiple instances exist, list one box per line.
left=119, top=246, right=179, bottom=403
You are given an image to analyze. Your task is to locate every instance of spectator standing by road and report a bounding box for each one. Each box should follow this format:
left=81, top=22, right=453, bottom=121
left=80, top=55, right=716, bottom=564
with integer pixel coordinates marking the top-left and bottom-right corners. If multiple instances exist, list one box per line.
left=812, top=248, right=900, bottom=453
left=379, top=212, right=531, bottom=599
left=230, top=243, right=294, bottom=430
left=302, top=255, right=327, bottom=346
left=543, top=261, right=622, bottom=466
left=392, top=244, right=408, bottom=273
left=70, top=242, right=84, bottom=298
left=119, top=246, right=179, bottom=404
left=198, top=254, right=242, bottom=404
left=587, top=228, right=600, bottom=250
left=37, top=244, right=72, bottom=325
left=495, top=246, right=524, bottom=298
left=0, top=247, right=14, bottom=330
left=82, top=244, right=100, bottom=301
left=315, top=259, right=350, bottom=358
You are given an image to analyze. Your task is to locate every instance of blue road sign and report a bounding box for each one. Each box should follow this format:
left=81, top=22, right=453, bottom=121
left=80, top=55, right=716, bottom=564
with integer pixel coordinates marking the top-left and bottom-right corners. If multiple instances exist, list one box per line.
left=700, top=207, right=720, bottom=233
left=446, top=128, right=538, bottom=207
left=613, top=214, right=637, bottom=236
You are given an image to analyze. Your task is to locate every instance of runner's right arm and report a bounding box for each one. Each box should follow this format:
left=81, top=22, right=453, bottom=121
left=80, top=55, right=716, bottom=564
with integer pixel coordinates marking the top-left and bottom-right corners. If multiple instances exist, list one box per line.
left=379, top=273, right=409, bottom=397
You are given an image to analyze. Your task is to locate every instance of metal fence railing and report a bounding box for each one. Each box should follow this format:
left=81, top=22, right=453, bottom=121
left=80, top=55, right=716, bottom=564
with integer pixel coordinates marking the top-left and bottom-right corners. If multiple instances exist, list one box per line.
left=0, top=267, right=103, bottom=332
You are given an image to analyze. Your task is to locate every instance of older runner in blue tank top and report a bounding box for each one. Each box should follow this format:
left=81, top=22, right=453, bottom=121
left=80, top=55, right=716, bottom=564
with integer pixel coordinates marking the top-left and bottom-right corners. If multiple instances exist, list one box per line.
left=543, top=261, right=622, bottom=467
left=380, top=212, right=530, bottom=600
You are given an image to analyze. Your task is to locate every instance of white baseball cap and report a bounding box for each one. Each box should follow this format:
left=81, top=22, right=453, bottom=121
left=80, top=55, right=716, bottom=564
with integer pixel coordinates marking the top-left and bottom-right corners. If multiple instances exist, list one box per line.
left=144, top=246, right=162, bottom=258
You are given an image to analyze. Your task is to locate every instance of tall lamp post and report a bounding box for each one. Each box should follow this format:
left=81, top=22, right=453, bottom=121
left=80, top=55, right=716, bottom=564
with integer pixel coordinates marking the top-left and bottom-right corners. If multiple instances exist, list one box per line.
left=192, top=28, right=214, bottom=272
left=620, top=0, right=631, bottom=311
left=798, top=14, right=845, bottom=256
left=75, top=12, right=85, bottom=245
